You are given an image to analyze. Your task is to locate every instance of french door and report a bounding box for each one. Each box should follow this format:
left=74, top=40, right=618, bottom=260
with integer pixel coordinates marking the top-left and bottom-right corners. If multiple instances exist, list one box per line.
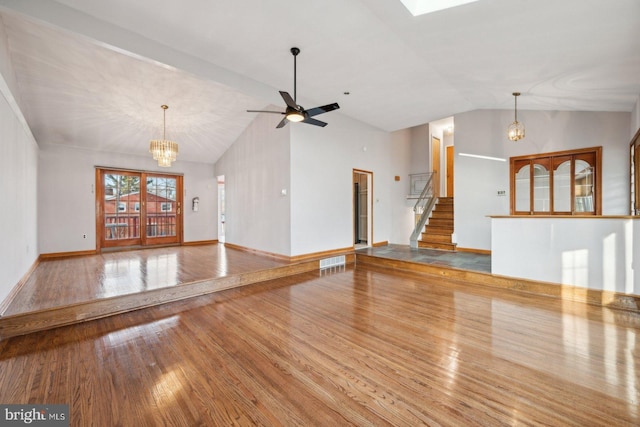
left=97, top=168, right=183, bottom=249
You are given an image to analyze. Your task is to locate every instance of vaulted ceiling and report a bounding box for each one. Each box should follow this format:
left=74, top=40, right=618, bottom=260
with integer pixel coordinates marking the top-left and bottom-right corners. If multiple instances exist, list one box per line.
left=0, top=0, right=638, bottom=164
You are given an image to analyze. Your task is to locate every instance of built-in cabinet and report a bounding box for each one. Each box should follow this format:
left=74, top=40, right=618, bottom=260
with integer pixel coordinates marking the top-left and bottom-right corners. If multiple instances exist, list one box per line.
left=510, top=147, right=601, bottom=215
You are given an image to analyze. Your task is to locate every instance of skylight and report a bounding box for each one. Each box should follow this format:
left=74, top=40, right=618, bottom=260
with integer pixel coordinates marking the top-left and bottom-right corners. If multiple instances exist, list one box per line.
left=399, top=0, right=480, bottom=16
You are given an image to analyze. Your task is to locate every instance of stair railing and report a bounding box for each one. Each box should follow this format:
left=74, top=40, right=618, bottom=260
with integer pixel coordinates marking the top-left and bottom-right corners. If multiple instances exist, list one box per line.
left=410, top=172, right=437, bottom=248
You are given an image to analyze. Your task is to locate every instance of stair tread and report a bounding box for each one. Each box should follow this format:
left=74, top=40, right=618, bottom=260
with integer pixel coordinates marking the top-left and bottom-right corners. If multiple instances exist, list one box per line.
left=423, top=227, right=453, bottom=233
left=428, top=220, right=453, bottom=226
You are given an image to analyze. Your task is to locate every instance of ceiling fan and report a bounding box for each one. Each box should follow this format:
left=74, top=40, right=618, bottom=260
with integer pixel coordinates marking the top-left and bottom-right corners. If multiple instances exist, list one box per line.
left=247, top=47, right=340, bottom=128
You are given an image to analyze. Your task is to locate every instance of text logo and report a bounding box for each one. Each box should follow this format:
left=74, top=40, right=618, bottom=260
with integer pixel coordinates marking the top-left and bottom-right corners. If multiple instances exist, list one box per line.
left=1, top=405, right=68, bottom=426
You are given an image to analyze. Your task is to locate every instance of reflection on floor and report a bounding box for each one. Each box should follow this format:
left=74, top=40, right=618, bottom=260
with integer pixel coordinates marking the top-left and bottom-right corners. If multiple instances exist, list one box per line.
left=1, top=243, right=494, bottom=338
left=4, top=244, right=490, bottom=318
left=358, top=244, right=491, bottom=273
left=2, top=244, right=290, bottom=316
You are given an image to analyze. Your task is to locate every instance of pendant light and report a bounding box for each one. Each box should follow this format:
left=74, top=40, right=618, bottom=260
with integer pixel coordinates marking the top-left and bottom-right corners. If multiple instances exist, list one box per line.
left=507, top=92, right=525, bottom=141
left=149, top=105, right=178, bottom=167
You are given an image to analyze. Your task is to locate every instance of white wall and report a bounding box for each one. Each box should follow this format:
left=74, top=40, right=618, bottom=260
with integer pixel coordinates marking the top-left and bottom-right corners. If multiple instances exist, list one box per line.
left=390, top=128, right=414, bottom=244
left=409, top=124, right=429, bottom=174
left=214, top=113, right=291, bottom=256
left=0, top=79, right=39, bottom=307
left=493, top=217, right=639, bottom=295
left=38, top=144, right=217, bottom=254
left=0, top=16, right=19, bottom=109
left=454, top=109, right=631, bottom=250
left=289, top=113, right=393, bottom=256
left=0, top=18, right=39, bottom=307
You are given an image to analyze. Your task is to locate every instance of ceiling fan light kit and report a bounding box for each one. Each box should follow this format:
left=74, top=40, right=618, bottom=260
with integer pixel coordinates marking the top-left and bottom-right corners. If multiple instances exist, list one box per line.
left=247, top=47, right=340, bottom=128
left=285, top=110, right=305, bottom=122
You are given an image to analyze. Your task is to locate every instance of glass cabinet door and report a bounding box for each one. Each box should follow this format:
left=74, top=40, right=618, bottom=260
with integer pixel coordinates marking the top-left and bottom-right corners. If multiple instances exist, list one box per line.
left=532, top=159, right=550, bottom=213
left=552, top=156, right=572, bottom=213
left=574, top=152, right=596, bottom=213
left=514, top=160, right=531, bottom=213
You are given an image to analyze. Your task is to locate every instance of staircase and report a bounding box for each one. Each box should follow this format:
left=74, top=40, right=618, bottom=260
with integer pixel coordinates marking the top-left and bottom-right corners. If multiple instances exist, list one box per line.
left=418, top=197, right=456, bottom=251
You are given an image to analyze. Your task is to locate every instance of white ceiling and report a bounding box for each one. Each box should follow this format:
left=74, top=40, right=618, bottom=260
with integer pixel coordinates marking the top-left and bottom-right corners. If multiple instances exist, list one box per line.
left=0, top=0, right=639, bottom=164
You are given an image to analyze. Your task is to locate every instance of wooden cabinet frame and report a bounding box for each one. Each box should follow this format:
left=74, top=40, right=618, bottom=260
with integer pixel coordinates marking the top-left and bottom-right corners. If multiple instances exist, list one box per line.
left=630, top=128, right=640, bottom=215
left=510, top=146, right=602, bottom=215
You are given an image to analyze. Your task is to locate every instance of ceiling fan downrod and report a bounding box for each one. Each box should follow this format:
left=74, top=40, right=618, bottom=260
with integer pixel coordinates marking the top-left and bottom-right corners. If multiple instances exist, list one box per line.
left=291, top=47, right=300, bottom=103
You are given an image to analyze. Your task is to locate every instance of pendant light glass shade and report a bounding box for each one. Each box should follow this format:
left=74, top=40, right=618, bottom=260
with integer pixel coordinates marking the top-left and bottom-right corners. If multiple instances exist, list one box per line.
left=507, top=92, right=525, bottom=141
left=150, top=105, right=178, bottom=167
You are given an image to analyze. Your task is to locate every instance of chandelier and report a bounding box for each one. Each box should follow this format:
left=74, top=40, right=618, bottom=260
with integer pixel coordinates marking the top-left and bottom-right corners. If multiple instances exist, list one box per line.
left=149, top=105, right=178, bottom=167
left=507, top=92, right=525, bottom=141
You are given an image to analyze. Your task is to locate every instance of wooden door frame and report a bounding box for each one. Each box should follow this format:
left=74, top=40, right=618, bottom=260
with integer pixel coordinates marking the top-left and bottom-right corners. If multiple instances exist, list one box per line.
left=96, top=167, right=184, bottom=251
left=630, top=127, right=640, bottom=215
left=352, top=169, right=373, bottom=247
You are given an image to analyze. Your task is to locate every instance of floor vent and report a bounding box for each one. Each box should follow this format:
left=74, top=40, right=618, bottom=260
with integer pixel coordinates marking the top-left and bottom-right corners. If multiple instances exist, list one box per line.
left=320, top=255, right=346, bottom=270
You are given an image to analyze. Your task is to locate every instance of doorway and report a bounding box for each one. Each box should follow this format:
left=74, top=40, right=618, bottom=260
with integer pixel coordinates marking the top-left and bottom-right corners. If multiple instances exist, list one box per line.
left=353, top=169, right=373, bottom=248
left=217, top=175, right=225, bottom=243
left=96, top=168, right=183, bottom=250
left=431, top=136, right=441, bottom=198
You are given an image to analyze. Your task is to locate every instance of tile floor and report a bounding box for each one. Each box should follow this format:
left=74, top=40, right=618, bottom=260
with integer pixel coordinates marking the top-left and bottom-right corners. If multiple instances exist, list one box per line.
left=357, top=244, right=491, bottom=273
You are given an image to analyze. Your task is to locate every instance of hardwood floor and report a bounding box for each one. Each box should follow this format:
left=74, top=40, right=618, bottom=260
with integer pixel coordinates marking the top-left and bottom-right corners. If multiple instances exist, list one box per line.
left=1, top=263, right=638, bottom=426
left=3, top=244, right=290, bottom=315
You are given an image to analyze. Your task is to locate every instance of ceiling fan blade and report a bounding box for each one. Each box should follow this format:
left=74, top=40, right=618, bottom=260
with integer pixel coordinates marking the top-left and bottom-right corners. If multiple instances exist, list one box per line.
left=276, top=117, right=289, bottom=128
left=304, top=103, right=340, bottom=118
left=246, top=110, right=284, bottom=114
left=279, top=91, right=298, bottom=109
left=302, top=117, right=327, bottom=127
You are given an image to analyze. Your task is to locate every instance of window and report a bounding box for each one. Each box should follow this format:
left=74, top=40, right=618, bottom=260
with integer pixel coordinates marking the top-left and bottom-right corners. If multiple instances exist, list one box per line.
left=161, top=202, right=172, bottom=212
left=117, top=202, right=127, bottom=212
left=510, top=147, right=601, bottom=215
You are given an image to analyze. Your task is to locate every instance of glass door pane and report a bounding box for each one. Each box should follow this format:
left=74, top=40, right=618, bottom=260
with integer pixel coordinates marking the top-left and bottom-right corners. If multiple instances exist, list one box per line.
left=103, top=172, right=141, bottom=246
left=553, top=157, right=572, bottom=213
left=514, top=161, right=530, bottom=213
left=574, top=160, right=594, bottom=213
left=145, top=175, right=179, bottom=244
left=533, top=159, right=550, bottom=212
